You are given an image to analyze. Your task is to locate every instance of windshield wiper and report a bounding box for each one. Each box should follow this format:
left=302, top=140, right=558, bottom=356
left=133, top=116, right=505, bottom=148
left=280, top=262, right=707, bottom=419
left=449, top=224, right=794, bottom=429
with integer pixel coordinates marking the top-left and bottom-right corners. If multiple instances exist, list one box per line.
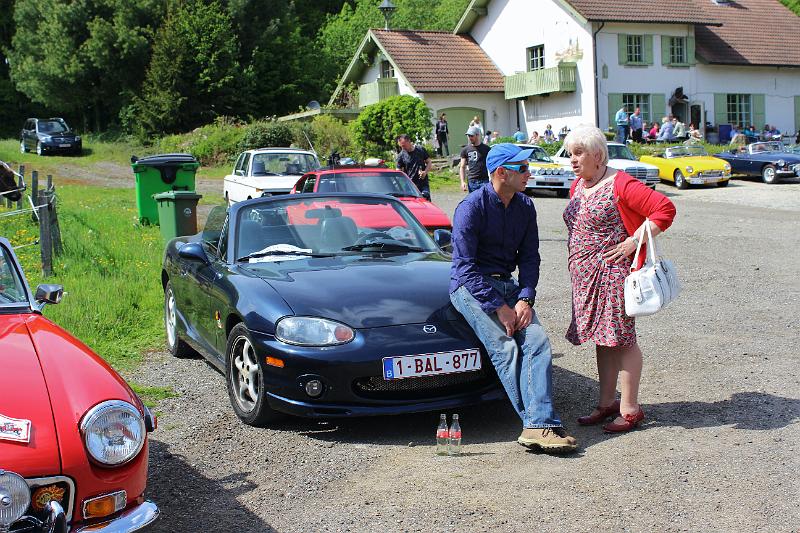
left=341, top=242, right=424, bottom=253
left=236, top=250, right=336, bottom=262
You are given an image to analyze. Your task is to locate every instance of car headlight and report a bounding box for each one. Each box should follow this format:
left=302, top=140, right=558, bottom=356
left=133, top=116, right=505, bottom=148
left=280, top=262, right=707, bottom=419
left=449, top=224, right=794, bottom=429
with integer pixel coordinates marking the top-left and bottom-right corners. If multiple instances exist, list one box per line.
left=40, top=135, right=51, bottom=141
left=75, top=135, right=81, bottom=141
left=276, top=316, right=354, bottom=346
left=80, top=400, right=145, bottom=466
left=723, top=163, right=731, bottom=171
left=685, top=166, right=694, bottom=174
left=777, top=159, right=785, bottom=167
left=533, top=168, right=544, bottom=175
left=0, top=471, right=30, bottom=528
left=646, top=168, right=659, bottom=177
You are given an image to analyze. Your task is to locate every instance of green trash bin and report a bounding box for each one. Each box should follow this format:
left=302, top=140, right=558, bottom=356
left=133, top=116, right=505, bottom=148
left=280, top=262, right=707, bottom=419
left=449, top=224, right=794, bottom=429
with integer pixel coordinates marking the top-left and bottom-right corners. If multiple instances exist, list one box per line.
left=153, top=191, right=203, bottom=241
left=132, top=153, right=199, bottom=225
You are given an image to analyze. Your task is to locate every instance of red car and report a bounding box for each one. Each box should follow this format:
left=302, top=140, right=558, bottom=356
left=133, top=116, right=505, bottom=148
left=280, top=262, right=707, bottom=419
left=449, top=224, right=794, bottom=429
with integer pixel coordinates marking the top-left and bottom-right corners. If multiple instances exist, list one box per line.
left=0, top=237, right=158, bottom=532
left=290, top=166, right=452, bottom=232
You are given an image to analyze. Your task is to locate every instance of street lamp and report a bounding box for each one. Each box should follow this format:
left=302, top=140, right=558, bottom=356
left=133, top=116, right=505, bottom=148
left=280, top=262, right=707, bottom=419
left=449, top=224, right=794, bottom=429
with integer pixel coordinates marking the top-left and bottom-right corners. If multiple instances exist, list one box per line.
left=379, top=0, right=396, bottom=30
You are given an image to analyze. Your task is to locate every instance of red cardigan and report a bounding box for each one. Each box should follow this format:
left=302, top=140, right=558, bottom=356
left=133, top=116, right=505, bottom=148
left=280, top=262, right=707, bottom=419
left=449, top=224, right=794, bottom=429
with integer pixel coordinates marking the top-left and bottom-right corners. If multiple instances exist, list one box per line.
left=570, top=171, right=676, bottom=266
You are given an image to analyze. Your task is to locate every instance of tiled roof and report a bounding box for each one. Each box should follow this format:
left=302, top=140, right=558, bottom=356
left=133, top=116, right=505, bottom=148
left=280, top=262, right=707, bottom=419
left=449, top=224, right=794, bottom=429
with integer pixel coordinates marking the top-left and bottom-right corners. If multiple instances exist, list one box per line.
left=563, top=0, right=717, bottom=24
left=371, top=30, right=504, bottom=92
left=694, top=0, right=800, bottom=66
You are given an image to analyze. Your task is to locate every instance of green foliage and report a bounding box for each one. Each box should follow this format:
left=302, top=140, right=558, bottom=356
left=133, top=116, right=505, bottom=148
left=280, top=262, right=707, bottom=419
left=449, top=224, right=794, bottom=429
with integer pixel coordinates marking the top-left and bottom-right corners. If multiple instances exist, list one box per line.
left=540, top=141, right=563, bottom=156
left=157, top=117, right=246, bottom=166
left=491, top=136, right=517, bottom=145
left=307, top=115, right=353, bottom=158
left=351, top=95, right=432, bottom=155
left=779, top=0, right=800, bottom=16
left=238, top=121, right=295, bottom=151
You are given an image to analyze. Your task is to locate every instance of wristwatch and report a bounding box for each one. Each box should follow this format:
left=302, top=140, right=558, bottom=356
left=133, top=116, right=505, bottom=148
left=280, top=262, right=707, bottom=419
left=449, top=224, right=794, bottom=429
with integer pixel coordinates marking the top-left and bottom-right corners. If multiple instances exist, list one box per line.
left=518, top=297, right=535, bottom=308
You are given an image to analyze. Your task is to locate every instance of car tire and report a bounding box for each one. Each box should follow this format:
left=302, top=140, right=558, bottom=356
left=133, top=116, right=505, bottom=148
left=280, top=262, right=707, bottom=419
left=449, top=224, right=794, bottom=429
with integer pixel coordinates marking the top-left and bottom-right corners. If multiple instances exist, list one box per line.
left=226, top=323, right=282, bottom=427
left=717, top=179, right=730, bottom=188
left=164, top=281, right=196, bottom=358
left=20, top=139, right=27, bottom=153
left=761, top=164, right=777, bottom=184
left=674, top=169, right=688, bottom=189
left=36, top=142, right=44, bottom=156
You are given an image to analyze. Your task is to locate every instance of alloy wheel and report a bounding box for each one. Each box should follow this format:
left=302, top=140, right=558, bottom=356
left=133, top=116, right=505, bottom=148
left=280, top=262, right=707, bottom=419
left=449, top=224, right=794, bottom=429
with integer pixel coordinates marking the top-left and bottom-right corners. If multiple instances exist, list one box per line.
left=231, top=336, right=260, bottom=413
left=19, top=140, right=26, bottom=153
left=674, top=170, right=688, bottom=189
left=762, top=165, right=776, bottom=184
left=165, top=287, right=177, bottom=349
left=36, top=142, right=43, bottom=156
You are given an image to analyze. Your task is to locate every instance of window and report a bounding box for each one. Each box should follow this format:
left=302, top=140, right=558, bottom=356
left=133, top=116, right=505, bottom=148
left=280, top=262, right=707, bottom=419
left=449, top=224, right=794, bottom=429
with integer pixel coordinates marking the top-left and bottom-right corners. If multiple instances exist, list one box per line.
left=527, top=45, right=545, bottom=71
left=623, top=93, right=651, bottom=122
left=669, top=37, right=686, bottom=64
left=727, top=94, right=751, bottom=127
left=380, top=60, right=394, bottom=79
left=627, top=35, right=643, bottom=63
left=301, top=176, right=317, bottom=193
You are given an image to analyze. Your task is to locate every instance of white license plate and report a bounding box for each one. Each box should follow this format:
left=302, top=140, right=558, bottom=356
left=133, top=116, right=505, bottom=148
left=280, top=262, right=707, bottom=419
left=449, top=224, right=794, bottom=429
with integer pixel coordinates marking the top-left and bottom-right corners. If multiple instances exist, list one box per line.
left=382, top=349, right=481, bottom=380
left=58, top=144, right=71, bottom=148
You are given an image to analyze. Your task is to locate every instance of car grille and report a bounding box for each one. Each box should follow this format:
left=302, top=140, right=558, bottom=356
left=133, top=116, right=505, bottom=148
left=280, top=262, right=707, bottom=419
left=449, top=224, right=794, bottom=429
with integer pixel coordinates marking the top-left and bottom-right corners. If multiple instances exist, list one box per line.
left=624, top=167, right=648, bottom=179
left=699, top=170, right=723, bottom=178
left=8, top=475, right=75, bottom=532
left=353, top=365, right=497, bottom=400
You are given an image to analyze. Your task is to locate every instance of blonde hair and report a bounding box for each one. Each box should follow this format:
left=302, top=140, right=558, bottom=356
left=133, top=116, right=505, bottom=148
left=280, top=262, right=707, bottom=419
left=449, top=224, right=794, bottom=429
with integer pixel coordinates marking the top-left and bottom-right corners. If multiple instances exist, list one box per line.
left=563, top=125, right=609, bottom=166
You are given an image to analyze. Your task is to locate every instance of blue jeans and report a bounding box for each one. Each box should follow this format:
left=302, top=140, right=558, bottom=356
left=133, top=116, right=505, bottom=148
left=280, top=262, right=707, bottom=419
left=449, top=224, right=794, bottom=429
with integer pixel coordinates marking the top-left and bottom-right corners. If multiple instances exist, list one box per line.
left=468, top=180, right=487, bottom=193
left=616, top=125, right=629, bottom=143
left=450, top=278, right=562, bottom=428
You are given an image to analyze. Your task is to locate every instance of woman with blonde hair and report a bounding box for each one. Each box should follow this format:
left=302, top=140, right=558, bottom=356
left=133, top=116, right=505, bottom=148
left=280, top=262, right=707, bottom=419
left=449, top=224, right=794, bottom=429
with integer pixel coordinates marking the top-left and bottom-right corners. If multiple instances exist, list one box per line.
left=562, top=125, right=676, bottom=432
left=469, top=116, right=484, bottom=139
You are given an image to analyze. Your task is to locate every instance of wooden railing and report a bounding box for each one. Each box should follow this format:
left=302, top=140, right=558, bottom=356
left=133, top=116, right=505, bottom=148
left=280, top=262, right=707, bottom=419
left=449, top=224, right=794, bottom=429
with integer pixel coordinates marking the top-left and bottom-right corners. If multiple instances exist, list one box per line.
left=504, top=63, right=577, bottom=99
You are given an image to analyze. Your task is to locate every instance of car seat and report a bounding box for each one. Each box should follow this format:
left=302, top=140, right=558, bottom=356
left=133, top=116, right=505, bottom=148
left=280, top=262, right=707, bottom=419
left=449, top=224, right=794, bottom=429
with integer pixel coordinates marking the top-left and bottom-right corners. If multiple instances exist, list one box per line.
left=319, top=216, right=357, bottom=252
left=237, top=220, right=266, bottom=257
left=285, top=163, right=301, bottom=174
left=252, top=160, right=267, bottom=175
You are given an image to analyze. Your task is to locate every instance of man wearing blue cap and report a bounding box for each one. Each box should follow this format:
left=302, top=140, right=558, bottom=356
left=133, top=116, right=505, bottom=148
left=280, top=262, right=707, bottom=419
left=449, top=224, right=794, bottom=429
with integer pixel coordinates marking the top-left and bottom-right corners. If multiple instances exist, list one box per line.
left=449, top=143, right=577, bottom=453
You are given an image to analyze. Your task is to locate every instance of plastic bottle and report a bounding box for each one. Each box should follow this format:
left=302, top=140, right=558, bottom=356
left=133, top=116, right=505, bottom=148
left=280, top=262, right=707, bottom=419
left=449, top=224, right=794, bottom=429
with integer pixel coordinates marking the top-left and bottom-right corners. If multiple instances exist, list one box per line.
left=448, top=414, right=462, bottom=456
left=436, top=413, right=449, bottom=455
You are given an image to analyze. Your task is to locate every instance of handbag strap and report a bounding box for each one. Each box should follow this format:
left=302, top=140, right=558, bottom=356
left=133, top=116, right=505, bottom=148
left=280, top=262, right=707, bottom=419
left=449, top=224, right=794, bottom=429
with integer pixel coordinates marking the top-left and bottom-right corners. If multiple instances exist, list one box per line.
left=630, top=218, right=659, bottom=272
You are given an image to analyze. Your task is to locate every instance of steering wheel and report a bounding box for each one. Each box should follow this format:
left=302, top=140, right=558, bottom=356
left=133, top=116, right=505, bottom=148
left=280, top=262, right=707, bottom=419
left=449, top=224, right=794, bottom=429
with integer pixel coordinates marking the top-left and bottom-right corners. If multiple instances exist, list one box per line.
left=355, top=232, right=393, bottom=245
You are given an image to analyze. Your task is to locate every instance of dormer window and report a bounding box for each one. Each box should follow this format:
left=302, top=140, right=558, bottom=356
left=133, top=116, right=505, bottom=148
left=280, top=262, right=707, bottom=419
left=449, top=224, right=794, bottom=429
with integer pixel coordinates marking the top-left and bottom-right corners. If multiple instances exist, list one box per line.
left=381, top=60, right=394, bottom=78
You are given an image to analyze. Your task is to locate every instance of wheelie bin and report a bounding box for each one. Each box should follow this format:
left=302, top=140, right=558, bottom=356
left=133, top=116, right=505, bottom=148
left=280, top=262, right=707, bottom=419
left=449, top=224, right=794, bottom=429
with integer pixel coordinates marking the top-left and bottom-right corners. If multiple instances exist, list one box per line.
left=132, top=153, right=199, bottom=225
left=153, top=191, right=203, bottom=241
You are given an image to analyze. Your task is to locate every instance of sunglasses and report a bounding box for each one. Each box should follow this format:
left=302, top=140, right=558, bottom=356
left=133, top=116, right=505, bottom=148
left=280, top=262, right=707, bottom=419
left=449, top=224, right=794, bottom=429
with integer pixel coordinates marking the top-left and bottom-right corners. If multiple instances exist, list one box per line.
left=501, top=163, right=529, bottom=173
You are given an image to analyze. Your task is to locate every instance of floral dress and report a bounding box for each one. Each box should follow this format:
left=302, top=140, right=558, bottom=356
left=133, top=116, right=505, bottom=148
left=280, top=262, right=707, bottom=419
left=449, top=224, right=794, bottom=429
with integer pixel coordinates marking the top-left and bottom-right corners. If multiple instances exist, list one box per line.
left=563, top=178, right=636, bottom=347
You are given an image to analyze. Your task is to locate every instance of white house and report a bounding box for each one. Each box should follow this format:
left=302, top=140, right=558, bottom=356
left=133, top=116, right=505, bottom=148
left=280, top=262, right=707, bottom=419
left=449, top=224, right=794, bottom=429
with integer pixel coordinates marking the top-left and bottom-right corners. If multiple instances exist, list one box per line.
left=332, top=0, right=800, bottom=144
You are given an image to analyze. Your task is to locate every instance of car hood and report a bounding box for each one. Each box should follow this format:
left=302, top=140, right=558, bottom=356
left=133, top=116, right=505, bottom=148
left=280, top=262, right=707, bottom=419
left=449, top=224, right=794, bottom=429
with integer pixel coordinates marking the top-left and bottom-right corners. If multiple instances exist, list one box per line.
left=668, top=156, right=728, bottom=170
left=244, top=254, right=455, bottom=328
left=39, top=132, right=77, bottom=139
left=397, top=198, right=452, bottom=228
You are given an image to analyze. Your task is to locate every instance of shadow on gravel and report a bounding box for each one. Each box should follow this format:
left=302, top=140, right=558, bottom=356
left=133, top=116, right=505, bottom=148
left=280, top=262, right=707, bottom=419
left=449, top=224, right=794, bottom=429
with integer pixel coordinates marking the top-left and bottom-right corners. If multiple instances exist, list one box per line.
left=146, top=440, right=278, bottom=533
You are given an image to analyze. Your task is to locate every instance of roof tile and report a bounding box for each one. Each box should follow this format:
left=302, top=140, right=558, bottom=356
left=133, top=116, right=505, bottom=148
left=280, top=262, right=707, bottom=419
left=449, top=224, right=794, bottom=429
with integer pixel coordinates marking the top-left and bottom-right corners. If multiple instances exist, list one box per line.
left=564, top=0, right=716, bottom=23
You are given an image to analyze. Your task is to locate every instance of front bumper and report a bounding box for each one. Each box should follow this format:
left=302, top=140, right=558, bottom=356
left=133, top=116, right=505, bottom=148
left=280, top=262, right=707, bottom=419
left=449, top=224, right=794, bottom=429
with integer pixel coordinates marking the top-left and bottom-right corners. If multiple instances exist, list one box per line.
left=687, top=171, right=729, bottom=185
left=525, top=175, right=574, bottom=191
left=75, top=500, right=159, bottom=532
left=40, top=140, right=82, bottom=153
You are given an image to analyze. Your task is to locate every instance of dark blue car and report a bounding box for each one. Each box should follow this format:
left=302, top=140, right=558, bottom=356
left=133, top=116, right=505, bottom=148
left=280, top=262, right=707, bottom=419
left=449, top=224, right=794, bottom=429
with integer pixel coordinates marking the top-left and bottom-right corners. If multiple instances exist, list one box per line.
left=161, top=193, right=502, bottom=426
left=714, top=141, right=800, bottom=184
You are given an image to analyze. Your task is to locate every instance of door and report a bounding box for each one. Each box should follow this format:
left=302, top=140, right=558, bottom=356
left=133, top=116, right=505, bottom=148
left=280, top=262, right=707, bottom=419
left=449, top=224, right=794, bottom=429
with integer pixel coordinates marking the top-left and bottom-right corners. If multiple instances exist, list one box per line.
left=436, top=107, right=485, bottom=157
left=689, top=103, right=703, bottom=134
left=672, top=102, right=688, bottom=124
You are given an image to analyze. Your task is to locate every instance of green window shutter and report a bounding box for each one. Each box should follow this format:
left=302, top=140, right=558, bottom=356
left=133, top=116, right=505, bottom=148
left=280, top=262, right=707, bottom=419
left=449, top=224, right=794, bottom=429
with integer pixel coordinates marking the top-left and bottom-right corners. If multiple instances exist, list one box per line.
left=608, top=93, right=623, bottom=128
left=661, top=36, right=670, bottom=65
left=795, top=96, right=800, bottom=134
left=644, top=35, right=654, bottom=65
left=752, top=94, right=765, bottom=127
left=650, top=93, right=666, bottom=123
left=714, top=93, right=728, bottom=125
left=687, top=37, right=696, bottom=65
left=618, top=34, right=628, bottom=65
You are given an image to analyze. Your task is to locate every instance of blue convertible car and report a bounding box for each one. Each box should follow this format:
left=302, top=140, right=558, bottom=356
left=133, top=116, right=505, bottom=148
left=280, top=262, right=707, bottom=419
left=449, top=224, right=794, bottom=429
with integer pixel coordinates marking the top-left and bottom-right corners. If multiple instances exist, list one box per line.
left=714, top=141, right=800, bottom=184
left=161, top=193, right=502, bottom=426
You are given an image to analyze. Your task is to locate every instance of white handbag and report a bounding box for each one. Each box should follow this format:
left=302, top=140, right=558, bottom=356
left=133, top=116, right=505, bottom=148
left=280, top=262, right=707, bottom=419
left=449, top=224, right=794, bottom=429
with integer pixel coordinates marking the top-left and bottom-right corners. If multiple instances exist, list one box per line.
left=624, top=220, right=681, bottom=317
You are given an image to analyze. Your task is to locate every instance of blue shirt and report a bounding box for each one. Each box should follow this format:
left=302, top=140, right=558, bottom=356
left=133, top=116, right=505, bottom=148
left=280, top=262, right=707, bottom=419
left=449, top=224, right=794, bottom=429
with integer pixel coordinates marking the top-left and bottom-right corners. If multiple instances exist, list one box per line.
left=449, top=184, right=540, bottom=313
left=615, top=109, right=628, bottom=126
left=630, top=113, right=643, bottom=130
left=513, top=131, right=526, bottom=142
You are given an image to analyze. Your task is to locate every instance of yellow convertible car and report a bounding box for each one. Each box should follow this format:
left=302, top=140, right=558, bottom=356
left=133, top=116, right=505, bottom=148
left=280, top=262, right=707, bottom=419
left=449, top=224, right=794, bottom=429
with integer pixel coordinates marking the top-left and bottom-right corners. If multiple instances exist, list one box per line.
left=639, top=145, right=731, bottom=189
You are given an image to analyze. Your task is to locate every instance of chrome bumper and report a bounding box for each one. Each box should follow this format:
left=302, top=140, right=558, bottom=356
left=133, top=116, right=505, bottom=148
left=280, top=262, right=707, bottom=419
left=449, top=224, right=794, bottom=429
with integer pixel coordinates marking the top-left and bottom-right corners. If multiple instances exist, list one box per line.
left=75, top=501, right=159, bottom=532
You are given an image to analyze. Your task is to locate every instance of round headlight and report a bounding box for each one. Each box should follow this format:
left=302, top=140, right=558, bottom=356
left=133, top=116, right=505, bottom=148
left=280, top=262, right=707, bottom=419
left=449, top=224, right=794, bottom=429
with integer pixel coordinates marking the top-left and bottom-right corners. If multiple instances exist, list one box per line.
left=685, top=166, right=694, bottom=174
left=0, top=470, right=30, bottom=528
left=276, top=316, right=354, bottom=346
left=724, top=163, right=731, bottom=171
left=80, top=401, right=145, bottom=466
left=777, top=159, right=785, bottom=167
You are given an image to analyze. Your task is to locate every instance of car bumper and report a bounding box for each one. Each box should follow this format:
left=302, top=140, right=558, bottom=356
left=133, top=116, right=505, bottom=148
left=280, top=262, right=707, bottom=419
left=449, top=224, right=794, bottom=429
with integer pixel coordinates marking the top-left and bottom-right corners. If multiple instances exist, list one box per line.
left=525, top=177, right=574, bottom=191
left=75, top=500, right=159, bottom=532
left=687, top=172, right=729, bottom=185
left=40, top=141, right=81, bottom=153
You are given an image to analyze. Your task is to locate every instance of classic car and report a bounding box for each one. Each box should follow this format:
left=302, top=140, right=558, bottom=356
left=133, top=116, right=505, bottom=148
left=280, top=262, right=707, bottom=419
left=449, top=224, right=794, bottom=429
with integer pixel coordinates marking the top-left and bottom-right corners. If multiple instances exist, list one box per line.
left=19, top=118, right=82, bottom=156
left=552, top=142, right=660, bottom=189
left=514, top=144, right=576, bottom=197
left=0, top=238, right=158, bottom=532
left=639, top=145, right=731, bottom=189
left=223, top=148, right=321, bottom=204
left=290, top=166, right=452, bottom=232
left=713, top=141, right=800, bottom=184
left=161, top=194, right=503, bottom=426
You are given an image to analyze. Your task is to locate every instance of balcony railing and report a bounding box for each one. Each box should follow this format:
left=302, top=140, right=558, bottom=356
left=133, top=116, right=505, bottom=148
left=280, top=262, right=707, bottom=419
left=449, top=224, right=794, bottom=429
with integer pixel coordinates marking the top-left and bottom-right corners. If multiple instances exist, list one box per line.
left=504, top=62, right=577, bottom=99
left=358, top=78, right=400, bottom=108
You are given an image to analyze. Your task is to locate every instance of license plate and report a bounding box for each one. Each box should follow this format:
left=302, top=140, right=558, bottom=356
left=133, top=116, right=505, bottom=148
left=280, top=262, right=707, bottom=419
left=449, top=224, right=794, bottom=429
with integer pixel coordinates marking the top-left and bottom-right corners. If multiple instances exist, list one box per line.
left=382, top=349, right=481, bottom=380
left=538, top=177, right=562, bottom=183
left=58, top=144, right=71, bottom=148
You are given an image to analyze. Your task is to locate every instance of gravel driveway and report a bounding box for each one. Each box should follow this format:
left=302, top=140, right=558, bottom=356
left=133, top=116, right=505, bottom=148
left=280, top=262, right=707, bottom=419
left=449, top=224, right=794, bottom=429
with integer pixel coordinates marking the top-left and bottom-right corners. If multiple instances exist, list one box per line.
left=120, top=175, right=800, bottom=532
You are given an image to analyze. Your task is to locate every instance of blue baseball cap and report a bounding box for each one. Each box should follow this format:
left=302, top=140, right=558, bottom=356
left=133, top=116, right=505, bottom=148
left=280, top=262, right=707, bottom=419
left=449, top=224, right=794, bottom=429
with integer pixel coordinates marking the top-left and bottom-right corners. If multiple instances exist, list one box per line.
left=486, top=143, right=534, bottom=174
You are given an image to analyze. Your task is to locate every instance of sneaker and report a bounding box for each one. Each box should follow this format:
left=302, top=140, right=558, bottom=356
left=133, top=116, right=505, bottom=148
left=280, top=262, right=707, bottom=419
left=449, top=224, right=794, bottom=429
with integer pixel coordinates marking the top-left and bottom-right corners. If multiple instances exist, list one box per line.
left=517, top=427, right=578, bottom=453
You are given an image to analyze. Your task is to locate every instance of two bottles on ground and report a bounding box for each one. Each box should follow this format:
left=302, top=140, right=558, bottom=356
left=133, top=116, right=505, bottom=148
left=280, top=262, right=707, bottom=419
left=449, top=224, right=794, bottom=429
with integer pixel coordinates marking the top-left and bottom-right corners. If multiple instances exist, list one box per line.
left=436, top=413, right=462, bottom=456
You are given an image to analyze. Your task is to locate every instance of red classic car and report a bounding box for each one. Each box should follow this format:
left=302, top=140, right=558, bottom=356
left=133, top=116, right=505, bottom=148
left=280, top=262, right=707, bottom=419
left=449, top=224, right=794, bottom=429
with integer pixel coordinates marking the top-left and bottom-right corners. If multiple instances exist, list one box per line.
left=0, top=237, right=158, bottom=532
left=290, top=166, right=452, bottom=233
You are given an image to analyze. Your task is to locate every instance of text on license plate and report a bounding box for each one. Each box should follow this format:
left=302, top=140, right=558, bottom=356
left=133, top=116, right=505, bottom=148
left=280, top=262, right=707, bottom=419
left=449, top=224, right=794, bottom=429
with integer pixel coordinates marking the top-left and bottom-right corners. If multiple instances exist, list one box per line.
left=382, top=349, right=481, bottom=380
left=58, top=144, right=71, bottom=147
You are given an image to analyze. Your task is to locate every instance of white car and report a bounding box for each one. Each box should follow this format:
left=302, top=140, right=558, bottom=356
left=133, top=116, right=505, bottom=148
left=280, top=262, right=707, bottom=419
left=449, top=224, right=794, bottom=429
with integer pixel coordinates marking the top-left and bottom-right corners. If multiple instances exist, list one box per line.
left=514, top=144, right=576, bottom=197
left=553, top=142, right=660, bottom=189
left=223, top=148, right=320, bottom=204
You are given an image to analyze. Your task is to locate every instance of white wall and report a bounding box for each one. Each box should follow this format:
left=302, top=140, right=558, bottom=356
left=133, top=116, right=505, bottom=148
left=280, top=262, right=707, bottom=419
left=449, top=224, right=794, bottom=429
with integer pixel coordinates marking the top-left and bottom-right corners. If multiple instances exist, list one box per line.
left=422, top=92, right=511, bottom=136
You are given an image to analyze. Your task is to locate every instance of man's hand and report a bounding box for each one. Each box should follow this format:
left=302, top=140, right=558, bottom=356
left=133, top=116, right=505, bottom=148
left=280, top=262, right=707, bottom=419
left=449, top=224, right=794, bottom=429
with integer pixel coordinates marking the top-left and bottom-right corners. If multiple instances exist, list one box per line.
left=514, top=300, right=533, bottom=331
left=460, top=180, right=467, bottom=192
left=496, top=304, right=517, bottom=337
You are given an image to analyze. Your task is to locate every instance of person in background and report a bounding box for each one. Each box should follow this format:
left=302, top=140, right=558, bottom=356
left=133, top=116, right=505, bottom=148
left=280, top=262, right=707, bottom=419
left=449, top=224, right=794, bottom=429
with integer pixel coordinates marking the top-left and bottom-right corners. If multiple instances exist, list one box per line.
left=744, top=125, right=758, bottom=143
left=647, top=122, right=660, bottom=141
left=543, top=124, right=555, bottom=143
left=730, top=124, right=741, bottom=142
left=435, top=113, right=449, bottom=157
left=513, top=127, right=526, bottom=143
left=562, top=125, right=676, bottom=433
left=656, top=118, right=675, bottom=142
left=470, top=116, right=484, bottom=139
left=687, top=123, right=703, bottom=143
left=395, top=134, right=432, bottom=197
left=490, top=131, right=500, bottom=144
left=673, top=118, right=686, bottom=140
left=459, top=126, right=491, bottom=193
left=629, top=107, right=643, bottom=143
left=615, top=106, right=629, bottom=143
left=450, top=142, right=578, bottom=454
left=528, top=131, right=541, bottom=145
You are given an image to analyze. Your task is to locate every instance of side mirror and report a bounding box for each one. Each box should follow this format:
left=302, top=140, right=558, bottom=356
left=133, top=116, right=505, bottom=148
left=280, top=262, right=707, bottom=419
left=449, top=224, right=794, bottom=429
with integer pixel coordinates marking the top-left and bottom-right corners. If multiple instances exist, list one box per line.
left=35, top=284, right=64, bottom=306
left=421, top=190, right=431, bottom=201
left=178, top=242, right=210, bottom=265
left=433, top=229, right=452, bottom=252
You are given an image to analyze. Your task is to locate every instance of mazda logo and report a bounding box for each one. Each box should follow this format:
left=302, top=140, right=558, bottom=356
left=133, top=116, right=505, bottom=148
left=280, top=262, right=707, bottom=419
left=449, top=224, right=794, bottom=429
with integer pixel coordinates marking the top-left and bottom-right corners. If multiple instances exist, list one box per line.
left=423, top=325, right=437, bottom=334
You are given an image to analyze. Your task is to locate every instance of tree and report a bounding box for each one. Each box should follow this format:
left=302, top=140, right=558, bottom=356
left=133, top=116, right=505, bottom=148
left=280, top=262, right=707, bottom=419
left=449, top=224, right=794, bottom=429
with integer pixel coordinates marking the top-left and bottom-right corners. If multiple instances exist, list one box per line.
left=350, top=95, right=432, bottom=154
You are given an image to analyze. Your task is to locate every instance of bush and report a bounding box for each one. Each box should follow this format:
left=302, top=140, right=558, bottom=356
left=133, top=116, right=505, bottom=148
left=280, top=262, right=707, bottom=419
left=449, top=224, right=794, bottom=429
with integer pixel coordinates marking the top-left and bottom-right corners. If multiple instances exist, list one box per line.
left=351, top=95, right=432, bottom=156
left=157, top=116, right=245, bottom=166
left=306, top=114, right=353, bottom=159
left=491, top=136, right=517, bottom=145
left=239, top=121, right=295, bottom=151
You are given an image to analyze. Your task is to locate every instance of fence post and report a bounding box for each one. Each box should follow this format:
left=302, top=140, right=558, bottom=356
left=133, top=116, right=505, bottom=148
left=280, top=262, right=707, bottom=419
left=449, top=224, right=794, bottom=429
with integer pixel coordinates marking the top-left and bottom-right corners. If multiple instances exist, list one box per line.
left=47, top=174, right=53, bottom=190
left=30, top=170, right=38, bottom=222
left=16, top=165, right=24, bottom=210
left=50, top=186, right=63, bottom=256
left=38, top=189, right=53, bottom=277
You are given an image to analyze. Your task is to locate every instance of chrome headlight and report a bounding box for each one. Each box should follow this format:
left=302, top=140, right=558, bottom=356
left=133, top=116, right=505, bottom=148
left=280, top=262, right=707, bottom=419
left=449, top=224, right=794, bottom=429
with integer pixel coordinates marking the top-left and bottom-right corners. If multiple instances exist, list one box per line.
left=777, top=159, right=785, bottom=167
left=723, top=163, right=731, bottom=171
left=685, top=166, right=694, bottom=174
left=533, top=168, right=544, bottom=175
left=276, top=316, right=354, bottom=346
left=80, top=401, right=145, bottom=466
left=646, top=168, right=659, bottom=177
left=0, top=471, right=30, bottom=528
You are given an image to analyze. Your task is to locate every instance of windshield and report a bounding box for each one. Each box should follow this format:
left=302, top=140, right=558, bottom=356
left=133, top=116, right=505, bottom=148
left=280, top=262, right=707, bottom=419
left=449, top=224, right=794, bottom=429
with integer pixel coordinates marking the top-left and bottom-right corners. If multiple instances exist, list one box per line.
left=0, top=247, right=27, bottom=306
left=750, top=142, right=784, bottom=153
left=37, top=120, right=69, bottom=134
left=608, top=145, right=636, bottom=160
left=684, top=145, right=708, bottom=156
left=527, top=147, right=554, bottom=163
left=235, top=196, right=437, bottom=260
left=251, top=153, right=319, bottom=176
left=316, top=172, right=420, bottom=197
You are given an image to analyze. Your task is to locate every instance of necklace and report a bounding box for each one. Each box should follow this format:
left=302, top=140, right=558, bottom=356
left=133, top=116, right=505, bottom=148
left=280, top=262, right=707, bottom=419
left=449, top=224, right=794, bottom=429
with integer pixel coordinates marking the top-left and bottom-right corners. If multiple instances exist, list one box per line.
left=583, top=165, right=607, bottom=188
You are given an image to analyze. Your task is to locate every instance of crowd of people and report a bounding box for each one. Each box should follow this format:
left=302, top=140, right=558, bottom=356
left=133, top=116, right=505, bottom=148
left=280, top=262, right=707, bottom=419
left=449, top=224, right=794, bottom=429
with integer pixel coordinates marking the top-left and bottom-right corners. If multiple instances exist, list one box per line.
left=614, top=106, right=703, bottom=144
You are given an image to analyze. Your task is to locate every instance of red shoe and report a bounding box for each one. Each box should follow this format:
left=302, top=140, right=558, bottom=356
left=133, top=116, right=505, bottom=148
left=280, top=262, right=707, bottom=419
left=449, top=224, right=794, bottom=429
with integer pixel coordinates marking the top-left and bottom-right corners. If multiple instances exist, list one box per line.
left=577, top=400, right=621, bottom=426
left=603, top=406, right=645, bottom=433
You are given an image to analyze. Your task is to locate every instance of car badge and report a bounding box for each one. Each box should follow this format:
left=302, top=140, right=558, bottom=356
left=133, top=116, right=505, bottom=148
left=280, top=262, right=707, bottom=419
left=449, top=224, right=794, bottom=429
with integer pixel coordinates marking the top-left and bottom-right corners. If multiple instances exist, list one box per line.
left=423, top=325, right=437, bottom=334
left=0, top=413, right=31, bottom=443
left=32, top=485, right=66, bottom=511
